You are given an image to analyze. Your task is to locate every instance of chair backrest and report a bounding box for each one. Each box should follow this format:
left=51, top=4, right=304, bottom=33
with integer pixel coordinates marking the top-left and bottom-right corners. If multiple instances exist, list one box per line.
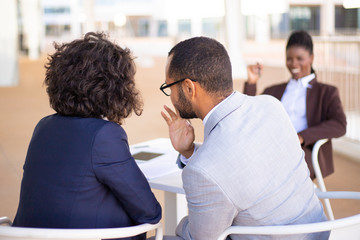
left=312, top=138, right=335, bottom=220
left=216, top=191, right=360, bottom=240
left=0, top=219, right=163, bottom=240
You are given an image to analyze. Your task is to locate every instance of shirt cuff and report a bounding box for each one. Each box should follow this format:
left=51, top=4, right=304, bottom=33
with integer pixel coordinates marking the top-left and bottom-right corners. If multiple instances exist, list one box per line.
left=179, top=143, right=199, bottom=166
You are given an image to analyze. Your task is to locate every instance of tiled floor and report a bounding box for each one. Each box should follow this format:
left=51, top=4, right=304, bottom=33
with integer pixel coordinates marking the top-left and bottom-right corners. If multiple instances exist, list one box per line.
left=1, top=55, right=359, bottom=226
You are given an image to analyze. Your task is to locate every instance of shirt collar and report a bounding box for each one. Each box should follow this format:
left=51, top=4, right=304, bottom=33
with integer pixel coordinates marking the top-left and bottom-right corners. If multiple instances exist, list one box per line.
left=289, top=73, right=315, bottom=88
left=203, top=92, right=235, bottom=126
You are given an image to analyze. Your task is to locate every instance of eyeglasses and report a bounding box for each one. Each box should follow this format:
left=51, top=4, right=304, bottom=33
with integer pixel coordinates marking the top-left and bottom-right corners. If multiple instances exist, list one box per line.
left=160, top=78, right=197, bottom=96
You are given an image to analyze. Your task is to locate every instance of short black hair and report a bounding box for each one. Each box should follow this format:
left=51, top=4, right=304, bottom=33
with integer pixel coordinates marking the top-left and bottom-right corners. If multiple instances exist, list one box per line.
left=286, top=30, right=313, bottom=55
left=286, top=30, right=315, bottom=73
left=44, top=32, right=143, bottom=124
left=168, top=37, right=233, bottom=96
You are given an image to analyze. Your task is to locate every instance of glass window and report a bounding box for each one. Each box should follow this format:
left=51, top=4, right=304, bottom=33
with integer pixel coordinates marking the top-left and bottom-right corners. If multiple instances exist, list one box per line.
left=138, top=18, right=149, bottom=37
left=202, top=17, right=223, bottom=39
left=178, top=19, right=191, bottom=37
left=45, top=25, right=71, bottom=36
left=289, top=6, right=320, bottom=35
left=270, top=13, right=289, bottom=39
left=44, top=7, right=70, bottom=14
left=335, top=5, right=359, bottom=34
left=158, top=20, right=168, bottom=37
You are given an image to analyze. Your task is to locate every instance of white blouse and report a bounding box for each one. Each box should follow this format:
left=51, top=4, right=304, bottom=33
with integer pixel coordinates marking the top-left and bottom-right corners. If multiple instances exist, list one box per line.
left=281, top=73, right=315, bottom=133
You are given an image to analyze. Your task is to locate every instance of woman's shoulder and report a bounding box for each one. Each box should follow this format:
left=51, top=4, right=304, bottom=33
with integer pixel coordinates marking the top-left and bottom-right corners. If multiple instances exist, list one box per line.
left=264, top=82, right=287, bottom=93
left=93, top=119, right=127, bottom=142
left=98, top=120, right=125, bottom=134
left=265, top=82, right=288, bottom=91
left=37, top=114, right=126, bottom=137
left=312, top=79, right=338, bottom=90
left=311, top=79, right=340, bottom=97
left=262, top=82, right=288, bottom=98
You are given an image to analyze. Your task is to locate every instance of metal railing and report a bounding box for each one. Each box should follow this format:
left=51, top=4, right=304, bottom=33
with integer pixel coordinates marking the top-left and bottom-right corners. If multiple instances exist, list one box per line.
left=314, top=37, right=360, bottom=142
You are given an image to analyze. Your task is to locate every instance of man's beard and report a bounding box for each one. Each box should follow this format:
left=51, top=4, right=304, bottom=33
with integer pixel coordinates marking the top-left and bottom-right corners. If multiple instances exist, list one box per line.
left=174, top=87, right=197, bottom=119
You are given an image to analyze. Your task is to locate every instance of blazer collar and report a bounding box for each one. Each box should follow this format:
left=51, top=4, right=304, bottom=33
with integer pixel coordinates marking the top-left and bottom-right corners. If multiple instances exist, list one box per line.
left=204, top=91, right=246, bottom=138
left=308, top=77, right=317, bottom=87
left=289, top=73, right=315, bottom=88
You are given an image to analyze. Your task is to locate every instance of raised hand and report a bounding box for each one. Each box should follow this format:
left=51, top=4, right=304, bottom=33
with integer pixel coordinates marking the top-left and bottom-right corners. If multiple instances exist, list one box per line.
left=161, top=105, right=195, bottom=158
left=247, top=63, right=263, bottom=84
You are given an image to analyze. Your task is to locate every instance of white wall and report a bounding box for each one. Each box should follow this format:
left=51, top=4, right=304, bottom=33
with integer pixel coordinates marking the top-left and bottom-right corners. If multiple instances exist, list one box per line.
left=20, top=0, right=42, bottom=60
left=0, top=0, right=18, bottom=86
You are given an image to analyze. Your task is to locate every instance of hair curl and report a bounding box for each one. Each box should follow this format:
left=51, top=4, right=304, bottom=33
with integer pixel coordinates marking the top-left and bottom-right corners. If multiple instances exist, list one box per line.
left=44, top=32, right=143, bottom=124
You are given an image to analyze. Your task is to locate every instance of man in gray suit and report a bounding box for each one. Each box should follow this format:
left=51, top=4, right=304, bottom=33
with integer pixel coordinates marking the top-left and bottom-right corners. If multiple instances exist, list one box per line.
left=160, top=37, right=329, bottom=240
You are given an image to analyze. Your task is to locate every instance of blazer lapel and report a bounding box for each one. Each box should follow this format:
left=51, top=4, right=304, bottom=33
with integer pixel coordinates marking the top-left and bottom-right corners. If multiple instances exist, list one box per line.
left=275, top=84, right=287, bottom=100
left=204, top=92, right=246, bottom=139
left=306, top=78, right=318, bottom=126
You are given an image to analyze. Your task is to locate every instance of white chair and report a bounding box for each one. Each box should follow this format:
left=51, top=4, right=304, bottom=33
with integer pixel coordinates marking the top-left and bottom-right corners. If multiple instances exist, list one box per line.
left=0, top=218, right=163, bottom=240
left=312, top=138, right=335, bottom=220
left=216, top=191, right=360, bottom=240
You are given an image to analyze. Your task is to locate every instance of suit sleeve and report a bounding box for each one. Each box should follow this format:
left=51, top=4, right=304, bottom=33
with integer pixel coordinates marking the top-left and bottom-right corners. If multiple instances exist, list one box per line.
left=299, top=87, right=347, bottom=146
left=243, top=82, right=257, bottom=96
left=92, top=123, right=161, bottom=224
left=176, top=143, right=202, bottom=169
left=176, top=166, right=237, bottom=240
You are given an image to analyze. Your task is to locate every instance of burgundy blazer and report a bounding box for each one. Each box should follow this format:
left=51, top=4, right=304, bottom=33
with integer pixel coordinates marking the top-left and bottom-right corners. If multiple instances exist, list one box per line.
left=244, top=78, right=347, bottom=179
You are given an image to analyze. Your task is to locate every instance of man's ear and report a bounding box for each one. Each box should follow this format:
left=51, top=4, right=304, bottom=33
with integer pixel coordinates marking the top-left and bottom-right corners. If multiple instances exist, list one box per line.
left=183, top=79, right=196, bottom=98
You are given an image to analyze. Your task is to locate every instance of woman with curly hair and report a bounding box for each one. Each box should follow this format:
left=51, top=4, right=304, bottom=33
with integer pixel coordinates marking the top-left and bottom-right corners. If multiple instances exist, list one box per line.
left=13, top=32, right=161, bottom=240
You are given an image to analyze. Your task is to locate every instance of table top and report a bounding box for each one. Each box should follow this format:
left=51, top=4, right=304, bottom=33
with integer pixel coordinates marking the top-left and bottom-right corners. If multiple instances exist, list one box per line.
left=148, top=169, right=184, bottom=194
left=131, top=138, right=184, bottom=194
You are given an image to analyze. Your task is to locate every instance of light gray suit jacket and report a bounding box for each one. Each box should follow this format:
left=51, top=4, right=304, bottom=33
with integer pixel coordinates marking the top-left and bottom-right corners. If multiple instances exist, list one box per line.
left=175, top=92, right=328, bottom=240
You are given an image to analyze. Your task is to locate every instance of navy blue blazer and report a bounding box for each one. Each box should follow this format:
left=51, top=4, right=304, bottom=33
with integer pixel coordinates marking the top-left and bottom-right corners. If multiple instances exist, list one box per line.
left=13, top=114, right=161, bottom=240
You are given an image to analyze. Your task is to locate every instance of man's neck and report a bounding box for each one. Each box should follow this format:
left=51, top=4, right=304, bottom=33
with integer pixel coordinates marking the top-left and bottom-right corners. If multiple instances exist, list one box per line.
left=199, top=91, right=233, bottom=121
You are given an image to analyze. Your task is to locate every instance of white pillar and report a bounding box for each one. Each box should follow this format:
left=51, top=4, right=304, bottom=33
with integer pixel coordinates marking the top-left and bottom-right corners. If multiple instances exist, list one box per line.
left=20, top=0, right=41, bottom=60
left=225, top=0, right=247, bottom=79
left=70, top=0, right=82, bottom=38
left=320, top=0, right=335, bottom=36
left=83, top=0, right=95, bottom=34
left=191, top=17, right=202, bottom=36
left=255, top=14, right=270, bottom=43
left=149, top=18, right=158, bottom=37
left=167, top=17, right=178, bottom=39
left=0, top=0, right=18, bottom=86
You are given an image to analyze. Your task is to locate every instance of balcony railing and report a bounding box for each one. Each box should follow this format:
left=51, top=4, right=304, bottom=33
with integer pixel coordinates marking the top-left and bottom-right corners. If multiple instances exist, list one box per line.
left=314, top=37, right=360, bottom=142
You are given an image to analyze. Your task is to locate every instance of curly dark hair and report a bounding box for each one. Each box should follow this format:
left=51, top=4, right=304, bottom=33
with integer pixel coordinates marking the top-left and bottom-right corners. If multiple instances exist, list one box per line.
left=44, top=32, right=143, bottom=124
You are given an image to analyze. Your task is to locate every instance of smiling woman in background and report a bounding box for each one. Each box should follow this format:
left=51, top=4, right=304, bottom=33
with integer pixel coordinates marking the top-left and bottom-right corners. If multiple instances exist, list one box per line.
left=244, top=30, right=347, bottom=180
left=13, top=32, right=161, bottom=240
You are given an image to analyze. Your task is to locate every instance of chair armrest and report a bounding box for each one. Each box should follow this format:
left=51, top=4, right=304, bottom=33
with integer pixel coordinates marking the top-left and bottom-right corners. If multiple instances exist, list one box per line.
left=0, top=216, right=12, bottom=226
left=316, top=191, right=360, bottom=200
left=0, top=221, right=163, bottom=239
left=311, top=138, right=329, bottom=189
